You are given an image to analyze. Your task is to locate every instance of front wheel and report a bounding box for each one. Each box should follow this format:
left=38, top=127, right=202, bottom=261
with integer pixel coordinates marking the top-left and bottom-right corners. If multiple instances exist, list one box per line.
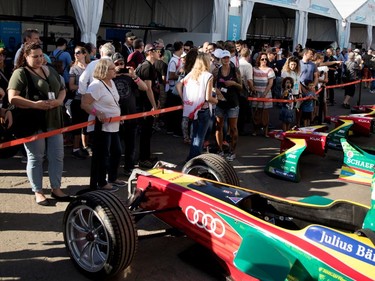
left=182, top=153, right=240, bottom=186
left=63, top=191, right=137, bottom=280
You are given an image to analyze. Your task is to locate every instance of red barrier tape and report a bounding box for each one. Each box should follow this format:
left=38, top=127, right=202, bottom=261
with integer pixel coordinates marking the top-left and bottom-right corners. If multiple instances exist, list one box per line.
left=1, top=77, right=374, bottom=149
left=248, top=87, right=323, bottom=103
left=0, top=105, right=183, bottom=149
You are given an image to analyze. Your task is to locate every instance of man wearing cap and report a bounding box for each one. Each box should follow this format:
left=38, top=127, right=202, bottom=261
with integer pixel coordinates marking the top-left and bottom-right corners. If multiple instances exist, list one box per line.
left=122, top=32, right=136, bottom=62
left=210, top=48, right=222, bottom=73
left=111, top=52, right=147, bottom=175
left=136, top=43, right=160, bottom=168
left=154, top=38, right=171, bottom=64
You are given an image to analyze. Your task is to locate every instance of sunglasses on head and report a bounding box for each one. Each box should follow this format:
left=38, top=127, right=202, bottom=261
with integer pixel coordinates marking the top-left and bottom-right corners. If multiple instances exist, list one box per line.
left=75, top=50, right=86, bottom=55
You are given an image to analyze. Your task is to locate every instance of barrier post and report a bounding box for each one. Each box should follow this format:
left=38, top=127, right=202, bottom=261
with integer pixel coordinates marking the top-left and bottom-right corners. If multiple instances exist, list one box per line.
left=357, top=79, right=362, bottom=106
left=317, top=86, right=325, bottom=125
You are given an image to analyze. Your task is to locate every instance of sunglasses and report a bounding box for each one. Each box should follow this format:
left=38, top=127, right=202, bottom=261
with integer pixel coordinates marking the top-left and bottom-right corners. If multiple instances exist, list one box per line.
left=260, top=58, right=268, bottom=61
left=29, top=54, right=44, bottom=59
left=75, top=51, right=86, bottom=55
left=115, top=61, right=125, bottom=66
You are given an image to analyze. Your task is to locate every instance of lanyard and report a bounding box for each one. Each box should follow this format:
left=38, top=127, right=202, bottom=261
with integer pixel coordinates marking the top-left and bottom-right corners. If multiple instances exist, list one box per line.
left=100, top=80, right=119, bottom=107
left=27, top=66, right=52, bottom=92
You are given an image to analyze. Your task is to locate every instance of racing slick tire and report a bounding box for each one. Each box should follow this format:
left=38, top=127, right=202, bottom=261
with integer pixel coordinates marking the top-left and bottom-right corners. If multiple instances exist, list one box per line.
left=182, top=153, right=240, bottom=186
left=63, top=190, right=137, bottom=280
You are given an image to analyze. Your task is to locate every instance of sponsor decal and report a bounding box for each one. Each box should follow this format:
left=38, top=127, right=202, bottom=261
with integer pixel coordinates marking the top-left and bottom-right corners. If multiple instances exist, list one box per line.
left=272, top=167, right=296, bottom=179
left=309, top=136, right=324, bottom=142
left=228, top=197, right=242, bottom=204
left=346, top=158, right=374, bottom=170
left=185, top=206, right=225, bottom=238
left=305, top=226, right=375, bottom=266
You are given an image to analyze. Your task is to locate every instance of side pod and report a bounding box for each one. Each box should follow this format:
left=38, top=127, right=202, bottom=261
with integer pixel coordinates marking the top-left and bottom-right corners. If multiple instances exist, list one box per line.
left=264, top=138, right=306, bottom=182
left=326, top=119, right=353, bottom=150
left=339, top=138, right=375, bottom=186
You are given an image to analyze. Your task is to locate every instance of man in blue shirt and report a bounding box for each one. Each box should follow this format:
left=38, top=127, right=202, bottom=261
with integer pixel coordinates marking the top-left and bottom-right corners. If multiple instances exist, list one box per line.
left=50, top=38, right=72, bottom=87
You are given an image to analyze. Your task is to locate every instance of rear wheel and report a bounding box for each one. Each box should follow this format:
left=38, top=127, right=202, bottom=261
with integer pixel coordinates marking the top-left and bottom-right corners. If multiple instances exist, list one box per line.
left=182, top=153, right=240, bottom=186
left=63, top=191, right=137, bottom=280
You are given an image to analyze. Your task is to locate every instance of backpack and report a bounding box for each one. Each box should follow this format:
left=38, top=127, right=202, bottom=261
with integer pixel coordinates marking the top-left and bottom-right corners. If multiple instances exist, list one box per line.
left=49, top=50, right=65, bottom=75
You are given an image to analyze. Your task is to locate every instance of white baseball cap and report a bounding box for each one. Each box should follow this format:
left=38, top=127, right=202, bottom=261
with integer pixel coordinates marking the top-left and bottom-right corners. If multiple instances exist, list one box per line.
left=220, top=50, right=231, bottom=58
left=212, top=49, right=223, bottom=59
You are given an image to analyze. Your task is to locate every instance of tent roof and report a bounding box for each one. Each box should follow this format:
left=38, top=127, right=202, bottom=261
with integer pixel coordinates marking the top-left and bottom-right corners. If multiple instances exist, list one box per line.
left=330, top=0, right=367, bottom=19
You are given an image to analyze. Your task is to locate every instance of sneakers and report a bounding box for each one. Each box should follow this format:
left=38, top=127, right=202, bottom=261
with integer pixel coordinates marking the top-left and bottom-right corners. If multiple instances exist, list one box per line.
left=108, top=179, right=127, bottom=188
left=217, top=151, right=225, bottom=157
left=72, top=149, right=87, bottom=159
left=226, top=153, right=236, bottom=162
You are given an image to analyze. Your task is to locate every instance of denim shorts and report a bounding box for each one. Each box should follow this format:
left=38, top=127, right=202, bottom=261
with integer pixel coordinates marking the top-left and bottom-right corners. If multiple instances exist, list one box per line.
left=215, top=106, right=239, bottom=118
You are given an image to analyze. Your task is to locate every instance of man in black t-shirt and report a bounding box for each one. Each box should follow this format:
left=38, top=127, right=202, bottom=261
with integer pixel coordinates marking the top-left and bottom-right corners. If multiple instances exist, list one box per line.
left=112, top=52, right=148, bottom=175
left=324, top=47, right=339, bottom=106
left=136, top=44, right=160, bottom=168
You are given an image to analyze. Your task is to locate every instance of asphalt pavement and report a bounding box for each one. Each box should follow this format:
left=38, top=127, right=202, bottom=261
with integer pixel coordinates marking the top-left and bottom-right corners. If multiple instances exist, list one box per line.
left=0, top=86, right=374, bottom=281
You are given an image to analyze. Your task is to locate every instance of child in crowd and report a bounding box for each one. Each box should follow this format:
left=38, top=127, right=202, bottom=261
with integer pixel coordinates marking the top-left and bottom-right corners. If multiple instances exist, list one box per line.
left=279, top=77, right=295, bottom=131
left=300, top=79, right=317, bottom=127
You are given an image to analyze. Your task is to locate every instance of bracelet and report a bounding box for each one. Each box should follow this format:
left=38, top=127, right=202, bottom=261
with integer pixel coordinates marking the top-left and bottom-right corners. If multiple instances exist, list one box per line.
left=132, top=76, right=139, bottom=80
left=133, top=77, right=140, bottom=83
left=91, top=107, right=97, bottom=115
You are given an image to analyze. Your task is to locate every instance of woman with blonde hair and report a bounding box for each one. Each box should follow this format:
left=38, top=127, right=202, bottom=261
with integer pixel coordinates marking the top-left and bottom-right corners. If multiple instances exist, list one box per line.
left=176, top=53, right=218, bottom=161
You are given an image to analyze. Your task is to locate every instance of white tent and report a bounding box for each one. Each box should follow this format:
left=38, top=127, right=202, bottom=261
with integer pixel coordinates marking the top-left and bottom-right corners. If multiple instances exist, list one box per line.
left=219, top=0, right=374, bottom=50
left=0, top=0, right=374, bottom=49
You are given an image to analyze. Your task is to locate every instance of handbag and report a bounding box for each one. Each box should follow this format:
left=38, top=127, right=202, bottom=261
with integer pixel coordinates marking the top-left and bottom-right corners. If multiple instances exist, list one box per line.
left=9, top=68, right=47, bottom=138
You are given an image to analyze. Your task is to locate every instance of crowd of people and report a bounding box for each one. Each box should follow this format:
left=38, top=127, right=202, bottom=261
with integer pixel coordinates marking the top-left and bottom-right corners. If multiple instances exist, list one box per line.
left=0, top=27, right=373, bottom=206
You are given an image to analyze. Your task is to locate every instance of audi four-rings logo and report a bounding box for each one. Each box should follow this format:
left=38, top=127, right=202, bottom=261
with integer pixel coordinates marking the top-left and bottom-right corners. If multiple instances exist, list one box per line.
left=185, top=206, right=226, bottom=238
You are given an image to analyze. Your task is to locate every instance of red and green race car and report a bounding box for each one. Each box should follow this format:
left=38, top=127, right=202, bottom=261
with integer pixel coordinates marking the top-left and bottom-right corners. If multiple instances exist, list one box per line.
left=63, top=154, right=374, bottom=280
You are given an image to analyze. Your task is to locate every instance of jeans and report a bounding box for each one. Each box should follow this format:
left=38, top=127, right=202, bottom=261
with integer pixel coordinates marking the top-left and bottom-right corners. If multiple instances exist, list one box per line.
left=93, top=131, right=122, bottom=187
left=187, top=109, right=211, bottom=161
left=24, top=132, right=64, bottom=192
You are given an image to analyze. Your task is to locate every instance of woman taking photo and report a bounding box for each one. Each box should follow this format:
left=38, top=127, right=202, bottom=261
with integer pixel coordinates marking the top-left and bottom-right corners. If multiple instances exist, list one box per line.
left=8, top=42, right=68, bottom=206
left=252, top=52, right=275, bottom=137
left=176, top=53, right=218, bottom=161
left=81, top=59, right=125, bottom=191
